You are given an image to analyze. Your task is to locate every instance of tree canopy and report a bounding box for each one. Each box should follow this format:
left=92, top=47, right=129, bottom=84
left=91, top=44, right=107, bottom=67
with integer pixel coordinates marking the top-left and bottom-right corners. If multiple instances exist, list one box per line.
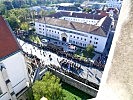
left=32, top=72, right=65, bottom=100
left=83, top=45, right=94, bottom=58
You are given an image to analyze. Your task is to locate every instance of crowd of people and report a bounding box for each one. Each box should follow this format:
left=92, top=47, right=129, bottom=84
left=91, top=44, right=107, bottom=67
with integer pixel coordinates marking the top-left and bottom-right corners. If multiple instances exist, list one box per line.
left=59, top=59, right=82, bottom=74
left=42, top=44, right=105, bottom=71
left=18, top=35, right=105, bottom=71
left=47, top=64, right=99, bottom=90
left=17, top=35, right=103, bottom=89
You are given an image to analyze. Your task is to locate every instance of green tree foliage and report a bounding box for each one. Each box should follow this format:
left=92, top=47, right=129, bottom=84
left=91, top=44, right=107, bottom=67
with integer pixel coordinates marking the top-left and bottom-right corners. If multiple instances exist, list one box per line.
left=32, top=72, right=65, bottom=100
left=0, top=4, right=6, bottom=15
left=83, top=8, right=92, bottom=13
left=3, top=1, right=14, bottom=10
left=83, top=45, right=94, bottom=58
left=20, top=22, right=29, bottom=30
left=6, top=15, right=20, bottom=30
left=4, top=8, right=31, bottom=30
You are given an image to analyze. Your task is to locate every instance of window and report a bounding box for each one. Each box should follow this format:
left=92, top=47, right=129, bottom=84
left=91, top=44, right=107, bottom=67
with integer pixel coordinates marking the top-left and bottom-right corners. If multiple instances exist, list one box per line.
left=90, top=40, right=92, bottom=43
left=84, top=39, right=86, bottom=41
left=52, top=30, right=53, bottom=32
left=39, top=28, right=41, bottom=30
left=77, top=37, right=79, bottom=39
left=90, top=36, right=92, bottom=38
left=81, top=38, right=82, bottom=40
left=95, top=37, right=97, bottom=40
left=39, top=24, right=41, bottom=26
left=97, top=38, right=98, bottom=40
left=76, top=42, right=78, bottom=44
left=58, top=32, right=59, bottom=34
left=69, top=40, right=72, bottom=42
left=96, top=42, right=98, bottom=44
left=74, top=36, right=75, bottom=38
left=70, top=35, right=72, bottom=37
left=73, top=41, right=75, bottom=43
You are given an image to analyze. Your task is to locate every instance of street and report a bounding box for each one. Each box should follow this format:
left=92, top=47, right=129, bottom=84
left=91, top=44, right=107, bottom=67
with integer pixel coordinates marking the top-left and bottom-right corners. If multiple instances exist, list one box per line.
left=18, top=38, right=103, bottom=85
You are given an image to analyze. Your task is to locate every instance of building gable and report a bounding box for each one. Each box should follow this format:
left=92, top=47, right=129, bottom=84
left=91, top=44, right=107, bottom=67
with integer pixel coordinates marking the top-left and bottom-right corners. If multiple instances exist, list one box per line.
left=0, top=16, right=20, bottom=60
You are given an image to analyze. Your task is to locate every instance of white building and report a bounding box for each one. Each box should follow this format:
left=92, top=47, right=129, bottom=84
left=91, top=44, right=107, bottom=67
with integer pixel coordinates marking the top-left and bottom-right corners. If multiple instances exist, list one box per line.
left=47, top=12, right=107, bottom=25
left=106, top=0, right=122, bottom=9
left=0, top=16, right=30, bottom=100
left=35, top=14, right=112, bottom=53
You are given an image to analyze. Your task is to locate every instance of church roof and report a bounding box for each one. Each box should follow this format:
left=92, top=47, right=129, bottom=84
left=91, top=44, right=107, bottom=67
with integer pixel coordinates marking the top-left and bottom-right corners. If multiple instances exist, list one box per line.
left=0, top=16, right=20, bottom=60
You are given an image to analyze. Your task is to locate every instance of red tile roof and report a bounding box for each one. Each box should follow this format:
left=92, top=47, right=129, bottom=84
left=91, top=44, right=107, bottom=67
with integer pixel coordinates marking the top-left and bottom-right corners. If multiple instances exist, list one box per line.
left=0, top=16, right=20, bottom=59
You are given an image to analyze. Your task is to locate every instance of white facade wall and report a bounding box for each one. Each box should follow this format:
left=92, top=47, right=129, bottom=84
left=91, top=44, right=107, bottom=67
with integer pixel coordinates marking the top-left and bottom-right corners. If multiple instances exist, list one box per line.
left=0, top=92, right=10, bottom=100
left=59, top=16, right=99, bottom=25
left=0, top=71, right=11, bottom=100
left=35, top=22, right=108, bottom=53
left=35, top=22, right=46, bottom=36
left=2, top=52, right=29, bottom=94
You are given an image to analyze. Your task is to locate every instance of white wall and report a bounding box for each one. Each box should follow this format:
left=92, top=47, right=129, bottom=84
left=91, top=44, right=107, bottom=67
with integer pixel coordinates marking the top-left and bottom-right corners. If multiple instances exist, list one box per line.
left=59, top=17, right=99, bottom=25
left=35, top=22, right=46, bottom=36
left=0, top=71, right=11, bottom=100
left=2, top=52, right=29, bottom=94
left=0, top=92, right=11, bottom=100
left=35, top=22, right=108, bottom=53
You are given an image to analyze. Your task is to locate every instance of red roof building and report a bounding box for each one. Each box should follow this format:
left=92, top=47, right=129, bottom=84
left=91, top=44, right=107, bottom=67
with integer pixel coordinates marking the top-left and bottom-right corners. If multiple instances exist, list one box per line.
left=0, top=16, right=20, bottom=59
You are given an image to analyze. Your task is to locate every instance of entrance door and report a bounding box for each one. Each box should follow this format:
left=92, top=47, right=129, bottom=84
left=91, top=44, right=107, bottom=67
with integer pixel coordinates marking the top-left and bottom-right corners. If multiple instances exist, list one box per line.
left=62, top=37, right=66, bottom=42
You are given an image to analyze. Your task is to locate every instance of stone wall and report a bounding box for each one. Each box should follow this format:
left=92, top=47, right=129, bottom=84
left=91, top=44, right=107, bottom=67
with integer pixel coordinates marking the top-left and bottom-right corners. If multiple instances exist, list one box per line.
left=48, top=67, right=98, bottom=97
left=95, top=0, right=133, bottom=100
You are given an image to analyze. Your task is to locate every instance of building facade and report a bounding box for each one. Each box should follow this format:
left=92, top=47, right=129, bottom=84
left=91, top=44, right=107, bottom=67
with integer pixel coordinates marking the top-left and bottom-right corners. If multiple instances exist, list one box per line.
left=35, top=15, right=112, bottom=53
left=47, top=12, right=106, bottom=25
left=0, top=16, right=30, bottom=100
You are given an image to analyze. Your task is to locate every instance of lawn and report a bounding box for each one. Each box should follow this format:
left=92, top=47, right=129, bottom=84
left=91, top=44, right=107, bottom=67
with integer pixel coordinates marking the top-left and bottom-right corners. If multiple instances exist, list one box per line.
left=62, top=82, right=93, bottom=100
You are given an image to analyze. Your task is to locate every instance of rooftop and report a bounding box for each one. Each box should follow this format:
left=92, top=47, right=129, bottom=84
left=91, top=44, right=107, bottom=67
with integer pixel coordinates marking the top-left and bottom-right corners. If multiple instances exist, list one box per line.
left=0, top=16, right=20, bottom=59
left=37, top=16, right=112, bottom=37
left=57, top=6, right=81, bottom=12
left=47, top=12, right=107, bottom=20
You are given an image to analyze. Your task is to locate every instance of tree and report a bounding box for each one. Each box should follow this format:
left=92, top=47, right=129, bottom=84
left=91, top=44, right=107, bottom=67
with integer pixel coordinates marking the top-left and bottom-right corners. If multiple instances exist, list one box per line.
left=3, top=1, right=14, bottom=10
left=83, top=8, right=92, bottom=13
left=32, top=72, right=65, bottom=100
left=0, top=4, right=6, bottom=15
left=20, top=22, right=29, bottom=30
left=6, top=14, right=20, bottom=30
left=83, top=45, right=94, bottom=58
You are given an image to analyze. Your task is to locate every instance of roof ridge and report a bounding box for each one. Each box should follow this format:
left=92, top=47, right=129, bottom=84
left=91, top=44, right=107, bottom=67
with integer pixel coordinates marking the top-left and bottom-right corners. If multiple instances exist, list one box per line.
left=0, top=16, right=20, bottom=59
